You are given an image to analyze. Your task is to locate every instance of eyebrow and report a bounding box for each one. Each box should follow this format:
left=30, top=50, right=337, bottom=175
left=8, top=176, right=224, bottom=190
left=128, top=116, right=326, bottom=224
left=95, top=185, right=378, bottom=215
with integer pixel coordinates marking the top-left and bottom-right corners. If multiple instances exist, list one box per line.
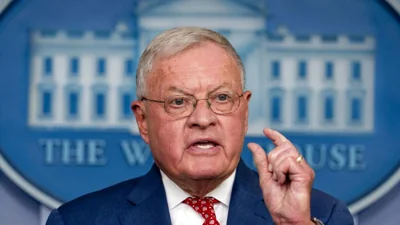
left=167, top=83, right=232, bottom=95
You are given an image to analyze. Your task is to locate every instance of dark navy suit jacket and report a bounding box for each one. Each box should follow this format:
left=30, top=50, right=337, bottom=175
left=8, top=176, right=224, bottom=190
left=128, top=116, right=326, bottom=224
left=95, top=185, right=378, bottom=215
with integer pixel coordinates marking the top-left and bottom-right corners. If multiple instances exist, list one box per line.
left=46, top=160, right=354, bottom=225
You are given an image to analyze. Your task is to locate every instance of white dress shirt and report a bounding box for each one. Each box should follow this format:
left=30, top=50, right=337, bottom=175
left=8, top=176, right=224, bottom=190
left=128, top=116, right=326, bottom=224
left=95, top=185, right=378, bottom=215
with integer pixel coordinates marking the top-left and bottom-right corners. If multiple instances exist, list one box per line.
left=160, top=170, right=236, bottom=225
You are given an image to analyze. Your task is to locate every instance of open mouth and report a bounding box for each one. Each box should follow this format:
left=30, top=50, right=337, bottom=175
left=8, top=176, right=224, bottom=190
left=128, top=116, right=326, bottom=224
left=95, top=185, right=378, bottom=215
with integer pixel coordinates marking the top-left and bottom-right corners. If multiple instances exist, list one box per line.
left=188, top=138, right=221, bottom=154
left=192, top=141, right=217, bottom=149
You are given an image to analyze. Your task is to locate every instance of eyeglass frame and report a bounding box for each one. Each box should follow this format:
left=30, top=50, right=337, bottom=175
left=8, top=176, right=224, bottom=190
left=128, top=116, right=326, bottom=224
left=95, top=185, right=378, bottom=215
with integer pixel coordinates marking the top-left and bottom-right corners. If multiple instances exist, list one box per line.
left=140, top=91, right=248, bottom=116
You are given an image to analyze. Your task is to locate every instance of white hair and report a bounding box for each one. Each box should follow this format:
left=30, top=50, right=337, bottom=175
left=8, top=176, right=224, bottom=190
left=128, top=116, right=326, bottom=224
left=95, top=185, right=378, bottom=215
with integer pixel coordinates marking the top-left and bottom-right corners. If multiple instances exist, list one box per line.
left=135, top=27, right=245, bottom=99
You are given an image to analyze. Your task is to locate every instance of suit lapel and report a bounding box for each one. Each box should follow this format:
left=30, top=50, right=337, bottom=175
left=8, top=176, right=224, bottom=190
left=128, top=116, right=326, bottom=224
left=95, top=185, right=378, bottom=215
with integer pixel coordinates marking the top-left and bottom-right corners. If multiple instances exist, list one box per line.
left=227, top=160, right=273, bottom=225
left=118, top=160, right=273, bottom=225
left=118, top=164, right=172, bottom=225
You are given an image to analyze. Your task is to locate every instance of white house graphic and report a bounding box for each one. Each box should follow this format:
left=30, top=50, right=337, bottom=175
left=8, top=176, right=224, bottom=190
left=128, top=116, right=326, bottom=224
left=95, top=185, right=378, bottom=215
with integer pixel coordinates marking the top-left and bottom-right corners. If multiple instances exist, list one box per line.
left=28, top=0, right=375, bottom=134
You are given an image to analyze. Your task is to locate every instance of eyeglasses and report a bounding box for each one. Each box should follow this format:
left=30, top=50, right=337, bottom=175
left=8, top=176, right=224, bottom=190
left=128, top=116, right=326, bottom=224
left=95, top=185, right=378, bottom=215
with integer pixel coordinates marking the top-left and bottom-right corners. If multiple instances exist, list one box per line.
left=142, top=91, right=246, bottom=116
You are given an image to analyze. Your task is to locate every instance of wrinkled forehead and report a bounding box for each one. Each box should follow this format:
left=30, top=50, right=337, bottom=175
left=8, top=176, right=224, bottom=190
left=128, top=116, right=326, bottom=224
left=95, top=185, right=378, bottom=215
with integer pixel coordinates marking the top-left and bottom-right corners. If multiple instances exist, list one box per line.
left=160, top=61, right=239, bottom=77
left=152, top=52, right=240, bottom=82
left=144, top=42, right=243, bottom=96
left=152, top=63, right=241, bottom=93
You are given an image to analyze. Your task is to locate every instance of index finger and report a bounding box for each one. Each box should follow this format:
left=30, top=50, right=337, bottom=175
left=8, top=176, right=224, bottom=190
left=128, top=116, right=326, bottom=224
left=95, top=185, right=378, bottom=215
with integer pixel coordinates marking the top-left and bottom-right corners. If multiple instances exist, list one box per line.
left=263, top=128, right=289, bottom=146
left=247, top=142, right=271, bottom=185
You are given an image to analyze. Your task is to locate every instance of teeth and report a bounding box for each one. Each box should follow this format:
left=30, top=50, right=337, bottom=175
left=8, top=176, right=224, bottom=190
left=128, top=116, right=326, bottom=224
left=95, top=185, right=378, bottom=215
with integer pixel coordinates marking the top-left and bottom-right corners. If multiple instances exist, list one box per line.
left=195, top=143, right=215, bottom=149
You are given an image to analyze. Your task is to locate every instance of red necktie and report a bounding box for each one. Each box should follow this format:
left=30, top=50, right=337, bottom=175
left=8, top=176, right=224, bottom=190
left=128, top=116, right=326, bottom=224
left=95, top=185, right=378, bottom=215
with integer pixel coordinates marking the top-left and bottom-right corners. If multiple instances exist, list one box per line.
left=183, top=197, right=220, bottom=225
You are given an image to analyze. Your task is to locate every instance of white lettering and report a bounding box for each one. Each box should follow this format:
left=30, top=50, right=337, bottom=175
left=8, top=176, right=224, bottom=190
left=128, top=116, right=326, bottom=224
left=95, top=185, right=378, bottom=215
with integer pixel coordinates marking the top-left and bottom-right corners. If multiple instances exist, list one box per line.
left=62, top=140, right=85, bottom=165
left=87, top=140, right=107, bottom=165
left=328, top=144, right=347, bottom=170
left=39, top=139, right=107, bottom=166
left=120, top=140, right=152, bottom=166
left=304, top=144, right=327, bottom=170
left=348, top=145, right=366, bottom=170
left=257, top=143, right=367, bottom=171
left=40, top=139, right=60, bottom=164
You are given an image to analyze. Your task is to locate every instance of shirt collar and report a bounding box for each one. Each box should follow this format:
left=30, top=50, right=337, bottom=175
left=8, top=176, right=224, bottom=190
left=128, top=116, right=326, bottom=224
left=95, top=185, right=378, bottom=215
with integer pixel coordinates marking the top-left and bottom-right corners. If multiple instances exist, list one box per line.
left=160, top=169, right=236, bottom=210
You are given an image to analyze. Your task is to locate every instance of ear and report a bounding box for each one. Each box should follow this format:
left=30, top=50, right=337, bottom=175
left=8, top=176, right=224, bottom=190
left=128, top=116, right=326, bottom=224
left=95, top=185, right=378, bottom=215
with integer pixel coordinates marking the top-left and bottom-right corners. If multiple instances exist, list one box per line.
left=131, top=100, right=149, bottom=144
left=243, top=91, right=252, bottom=133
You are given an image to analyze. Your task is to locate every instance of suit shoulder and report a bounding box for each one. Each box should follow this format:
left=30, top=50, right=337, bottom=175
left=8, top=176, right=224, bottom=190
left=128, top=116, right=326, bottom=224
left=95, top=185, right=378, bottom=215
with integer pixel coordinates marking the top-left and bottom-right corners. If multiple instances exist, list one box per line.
left=57, top=176, right=142, bottom=218
left=310, top=188, right=353, bottom=223
left=311, top=188, right=338, bottom=205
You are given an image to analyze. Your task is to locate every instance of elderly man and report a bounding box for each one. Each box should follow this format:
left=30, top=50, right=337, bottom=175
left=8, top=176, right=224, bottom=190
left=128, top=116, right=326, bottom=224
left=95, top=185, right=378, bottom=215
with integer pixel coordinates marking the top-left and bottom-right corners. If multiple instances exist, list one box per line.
left=46, top=27, right=353, bottom=225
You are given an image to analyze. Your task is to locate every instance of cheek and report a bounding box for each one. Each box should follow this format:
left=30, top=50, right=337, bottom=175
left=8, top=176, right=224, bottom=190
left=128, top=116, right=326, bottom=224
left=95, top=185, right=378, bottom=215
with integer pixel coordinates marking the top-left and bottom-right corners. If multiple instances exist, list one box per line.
left=222, top=116, right=246, bottom=154
left=148, top=116, right=186, bottom=159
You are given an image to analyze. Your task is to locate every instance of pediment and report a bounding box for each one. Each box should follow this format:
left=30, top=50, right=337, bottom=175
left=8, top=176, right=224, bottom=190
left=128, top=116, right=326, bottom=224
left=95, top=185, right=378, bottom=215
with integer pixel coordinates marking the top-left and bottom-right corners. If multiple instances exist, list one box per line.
left=138, top=0, right=263, bottom=17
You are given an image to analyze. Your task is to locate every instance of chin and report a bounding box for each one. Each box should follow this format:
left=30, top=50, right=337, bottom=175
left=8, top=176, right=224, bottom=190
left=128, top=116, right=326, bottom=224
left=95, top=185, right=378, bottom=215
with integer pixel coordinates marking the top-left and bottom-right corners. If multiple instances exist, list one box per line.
left=186, top=165, right=227, bottom=180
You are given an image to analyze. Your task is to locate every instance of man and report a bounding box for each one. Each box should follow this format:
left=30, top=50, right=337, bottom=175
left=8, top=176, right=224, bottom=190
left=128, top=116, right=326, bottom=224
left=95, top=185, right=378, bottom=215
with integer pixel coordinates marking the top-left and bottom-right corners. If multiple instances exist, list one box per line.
left=46, top=27, right=353, bottom=225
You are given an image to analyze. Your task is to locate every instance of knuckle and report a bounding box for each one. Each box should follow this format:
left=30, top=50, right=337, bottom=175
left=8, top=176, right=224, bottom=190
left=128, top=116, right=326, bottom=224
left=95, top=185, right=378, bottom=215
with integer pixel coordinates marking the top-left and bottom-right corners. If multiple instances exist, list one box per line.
left=311, top=170, right=316, bottom=179
left=287, top=156, right=296, bottom=164
left=307, top=174, right=314, bottom=182
left=281, top=141, right=292, bottom=149
left=267, top=151, right=275, bottom=162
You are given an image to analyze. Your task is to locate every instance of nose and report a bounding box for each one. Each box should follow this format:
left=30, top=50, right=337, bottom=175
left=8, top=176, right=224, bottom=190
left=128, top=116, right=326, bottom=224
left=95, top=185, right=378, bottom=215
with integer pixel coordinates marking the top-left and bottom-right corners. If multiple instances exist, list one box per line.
left=186, top=99, right=217, bottom=129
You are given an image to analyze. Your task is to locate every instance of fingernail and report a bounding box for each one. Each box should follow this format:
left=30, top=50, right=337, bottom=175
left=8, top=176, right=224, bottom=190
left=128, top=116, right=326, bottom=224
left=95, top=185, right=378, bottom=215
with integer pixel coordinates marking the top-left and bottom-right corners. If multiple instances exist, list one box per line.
left=268, top=164, right=272, bottom=172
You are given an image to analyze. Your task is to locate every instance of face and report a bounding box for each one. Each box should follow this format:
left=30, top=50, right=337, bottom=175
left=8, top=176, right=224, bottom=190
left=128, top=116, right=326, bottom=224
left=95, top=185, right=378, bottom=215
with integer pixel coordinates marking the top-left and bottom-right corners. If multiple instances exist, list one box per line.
left=132, top=42, right=251, bottom=182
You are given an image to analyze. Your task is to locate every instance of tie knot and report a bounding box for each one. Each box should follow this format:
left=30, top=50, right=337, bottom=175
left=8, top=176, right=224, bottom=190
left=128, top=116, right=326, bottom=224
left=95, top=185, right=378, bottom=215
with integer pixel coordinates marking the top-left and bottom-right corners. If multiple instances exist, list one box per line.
left=183, top=197, right=220, bottom=225
left=183, top=196, right=219, bottom=206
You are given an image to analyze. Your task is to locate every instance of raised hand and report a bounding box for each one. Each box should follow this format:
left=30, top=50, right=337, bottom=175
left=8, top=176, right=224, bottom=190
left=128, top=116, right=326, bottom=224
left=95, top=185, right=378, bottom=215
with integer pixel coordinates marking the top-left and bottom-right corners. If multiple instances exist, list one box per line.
left=248, top=128, right=315, bottom=225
